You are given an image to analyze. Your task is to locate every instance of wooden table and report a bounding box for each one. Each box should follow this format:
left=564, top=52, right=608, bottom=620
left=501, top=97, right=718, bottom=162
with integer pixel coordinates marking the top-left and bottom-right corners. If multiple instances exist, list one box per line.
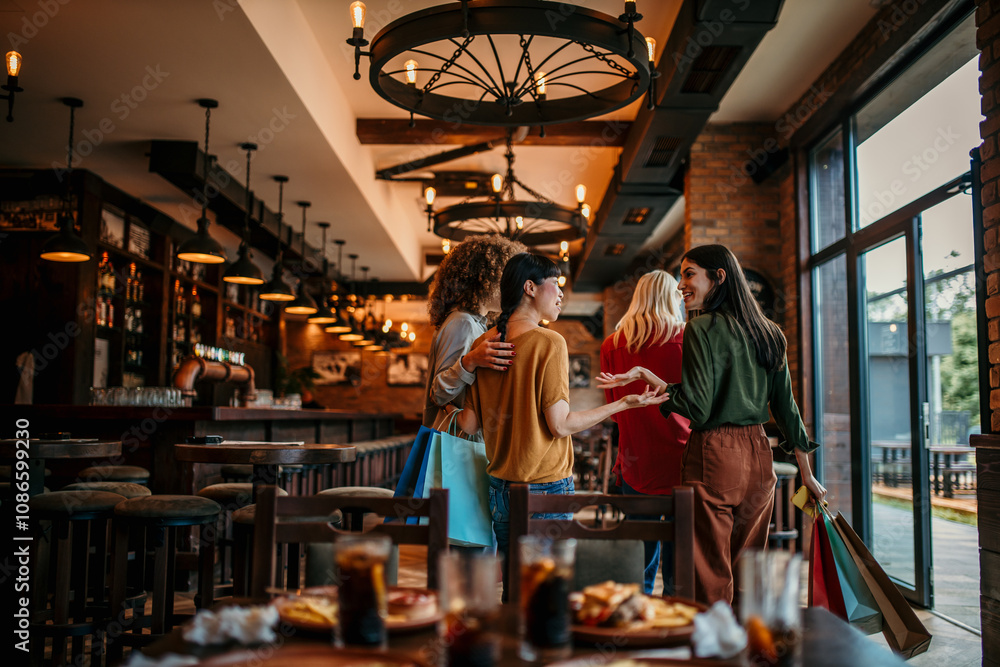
left=173, top=442, right=357, bottom=499
left=0, top=437, right=122, bottom=496
left=143, top=604, right=905, bottom=666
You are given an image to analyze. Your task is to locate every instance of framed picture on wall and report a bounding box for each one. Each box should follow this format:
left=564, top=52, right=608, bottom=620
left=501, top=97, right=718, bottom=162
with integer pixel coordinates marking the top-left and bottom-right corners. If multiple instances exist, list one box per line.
left=386, top=352, right=429, bottom=386
left=312, top=351, right=362, bottom=386
left=568, top=354, right=591, bottom=388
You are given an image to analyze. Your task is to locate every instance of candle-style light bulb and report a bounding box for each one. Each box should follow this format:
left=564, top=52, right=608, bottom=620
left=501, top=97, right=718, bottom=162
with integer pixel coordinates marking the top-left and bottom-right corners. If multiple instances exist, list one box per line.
left=385, top=319, right=393, bottom=328
left=560, top=241, right=569, bottom=253
left=425, top=186, right=436, bottom=206
left=645, top=36, right=657, bottom=63
left=535, top=71, right=547, bottom=98
left=516, top=216, right=524, bottom=230
left=442, top=238, right=450, bottom=254
left=491, top=173, right=503, bottom=194
left=581, top=203, right=591, bottom=219
left=408, top=331, right=416, bottom=342
left=558, top=275, right=567, bottom=287
left=404, top=59, right=418, bottom=86
left=401, top=322, right=409, bottom=332
left=5, top=51, right=21, bottom=77
left=350, top=1, right=366, bottom=29
left=575, top=184, right=587, bottom=204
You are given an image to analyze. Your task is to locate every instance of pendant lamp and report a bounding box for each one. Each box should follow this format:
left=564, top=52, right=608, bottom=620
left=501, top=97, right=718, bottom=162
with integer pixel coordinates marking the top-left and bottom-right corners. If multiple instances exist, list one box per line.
left=223, top=142, right=265, bottom=285
left=324, top=240, right=353, bottom=333
left=285, top=201, right=318, bottom=315
left=176, top=99, right=227, bottom=264
left=339, top=253, right=365, bottom=342
left=40, top=97, right=93, bottom=263
left=259, top=175, right=296, bottom=301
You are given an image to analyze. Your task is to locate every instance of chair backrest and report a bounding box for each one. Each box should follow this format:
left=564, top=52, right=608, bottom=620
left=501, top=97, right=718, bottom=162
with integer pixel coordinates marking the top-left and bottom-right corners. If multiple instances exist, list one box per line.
left=251, top=485, right=448, bottom=598
left=508, top=485, right=694, bottom=604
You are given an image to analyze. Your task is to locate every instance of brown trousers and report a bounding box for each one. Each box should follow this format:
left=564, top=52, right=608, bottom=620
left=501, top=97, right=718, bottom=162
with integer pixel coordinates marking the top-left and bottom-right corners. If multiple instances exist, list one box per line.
left=681, top=424, right=776, bottom=605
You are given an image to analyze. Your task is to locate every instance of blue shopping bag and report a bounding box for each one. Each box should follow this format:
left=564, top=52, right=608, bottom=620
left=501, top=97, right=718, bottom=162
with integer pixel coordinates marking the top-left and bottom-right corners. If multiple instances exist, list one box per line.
left=432, top=411, right=493, bottom=548
left=821, top=505, right=883, bottom=635
left=394, top=425, right=437, bottom=524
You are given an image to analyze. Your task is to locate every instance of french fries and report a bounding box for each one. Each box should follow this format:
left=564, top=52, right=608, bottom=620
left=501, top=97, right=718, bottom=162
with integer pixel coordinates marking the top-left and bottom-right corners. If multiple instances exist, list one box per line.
left=572, top=581, right=699, bottom=631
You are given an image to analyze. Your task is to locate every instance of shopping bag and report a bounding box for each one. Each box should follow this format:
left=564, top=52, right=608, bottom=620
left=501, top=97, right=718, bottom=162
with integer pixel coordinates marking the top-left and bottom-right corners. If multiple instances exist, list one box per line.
left=820, top=506, right=882, bottom=635
left=808, top=513, right=848, bottom=619
left=393, top=425, right=437, bottom=524
left=423, top=410, right=494, bottom=548
left=831, top=511, right=932, bottom=658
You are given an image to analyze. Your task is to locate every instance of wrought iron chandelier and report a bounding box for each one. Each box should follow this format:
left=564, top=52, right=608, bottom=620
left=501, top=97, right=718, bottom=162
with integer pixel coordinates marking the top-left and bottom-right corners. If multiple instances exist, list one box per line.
left=426, top=131, right=590, bottom=246
left=346, top=0, right=659, bottom=127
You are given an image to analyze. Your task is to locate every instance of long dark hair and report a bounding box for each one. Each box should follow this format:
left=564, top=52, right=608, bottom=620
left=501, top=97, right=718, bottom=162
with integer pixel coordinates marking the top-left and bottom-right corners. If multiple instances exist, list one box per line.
left=683, top=244, right=787, bottom=372
left=495, top=253, right=560, bottom=341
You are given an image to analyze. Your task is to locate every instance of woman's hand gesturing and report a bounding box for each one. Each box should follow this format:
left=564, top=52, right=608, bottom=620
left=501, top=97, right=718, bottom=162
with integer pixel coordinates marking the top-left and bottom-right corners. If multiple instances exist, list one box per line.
left=595, top=368, right=642, bottom=389
left=620, top=385, right=670, bottom=409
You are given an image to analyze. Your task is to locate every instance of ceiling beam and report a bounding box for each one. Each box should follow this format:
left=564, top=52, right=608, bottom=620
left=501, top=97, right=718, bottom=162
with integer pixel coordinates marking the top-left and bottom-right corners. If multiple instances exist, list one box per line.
left=356, top=119, right=631, bottom=147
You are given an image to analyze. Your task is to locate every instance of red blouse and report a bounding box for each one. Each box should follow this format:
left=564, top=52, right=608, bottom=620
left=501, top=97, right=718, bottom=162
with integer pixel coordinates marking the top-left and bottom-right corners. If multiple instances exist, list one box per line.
left=600, top=330, right=691, bottom=495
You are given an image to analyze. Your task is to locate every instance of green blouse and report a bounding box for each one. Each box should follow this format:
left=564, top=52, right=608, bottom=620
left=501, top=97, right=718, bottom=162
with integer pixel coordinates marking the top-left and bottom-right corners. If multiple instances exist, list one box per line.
left=659, top=311, right=819, bottom=455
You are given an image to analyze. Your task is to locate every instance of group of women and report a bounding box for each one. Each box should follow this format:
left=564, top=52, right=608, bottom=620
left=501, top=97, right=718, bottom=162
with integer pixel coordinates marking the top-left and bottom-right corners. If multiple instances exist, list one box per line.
left=421, top=235, right=827, bottom=605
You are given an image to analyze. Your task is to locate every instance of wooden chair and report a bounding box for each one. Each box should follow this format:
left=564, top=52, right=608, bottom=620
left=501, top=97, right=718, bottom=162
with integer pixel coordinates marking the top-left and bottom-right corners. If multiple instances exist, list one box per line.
left=508, top=485, right=694, bottom=604
left=250, top=486, right=449, bottom=598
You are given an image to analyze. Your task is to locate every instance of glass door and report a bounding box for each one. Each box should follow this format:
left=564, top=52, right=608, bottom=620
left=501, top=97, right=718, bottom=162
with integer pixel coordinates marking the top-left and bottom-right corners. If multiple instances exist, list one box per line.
left=860, top=232, right=930, bottom=603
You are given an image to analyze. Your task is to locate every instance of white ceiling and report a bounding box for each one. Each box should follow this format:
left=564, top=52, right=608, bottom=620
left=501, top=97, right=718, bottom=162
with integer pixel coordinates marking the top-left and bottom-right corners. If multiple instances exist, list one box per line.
left=0, top=0, right=876, bottom=284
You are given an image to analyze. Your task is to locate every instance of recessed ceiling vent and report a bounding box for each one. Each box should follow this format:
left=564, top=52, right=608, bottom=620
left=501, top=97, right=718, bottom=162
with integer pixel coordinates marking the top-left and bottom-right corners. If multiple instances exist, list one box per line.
left=604, top=243, right=626, bottom=256
left=645, top=136, right=681, bottom=168
left=682, top=46, right=740, bottom=94
left=623, top=207, right=652, bottom=226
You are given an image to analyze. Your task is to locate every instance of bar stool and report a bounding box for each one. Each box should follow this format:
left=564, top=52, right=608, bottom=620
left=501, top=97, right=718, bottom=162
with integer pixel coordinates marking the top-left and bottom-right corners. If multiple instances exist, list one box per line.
left=769, top=461, right=800, bottom=552
left=197, top=483, right=286, bottom=591
left=77, top=465, right=150, bottom=486
left=309, top=486, right=398, bottom=587
left=107, top=495, right=220, bottom=662
left=63, top=481, right=151, bottom=499
left=29, top=489, right=126, bottom=666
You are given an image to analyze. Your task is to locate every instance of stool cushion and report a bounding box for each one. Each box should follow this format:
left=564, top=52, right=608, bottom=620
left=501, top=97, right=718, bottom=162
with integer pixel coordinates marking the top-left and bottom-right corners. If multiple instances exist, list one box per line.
left=198, top=483, right=287, bottom=507
left=78, top=465, right=150, bottom=483
left=63, top=481, right=152, bottom=499
left=30, top=490, right=125, bottom=516
left=772, top=462, right=799, bottom=477
left=232, top=504, right=256, bottom=525
left=221, top=464, right=254, bottom=478
left=317, top=486, right=395, bottom=498
left=115, top=495, right=221, bottom=520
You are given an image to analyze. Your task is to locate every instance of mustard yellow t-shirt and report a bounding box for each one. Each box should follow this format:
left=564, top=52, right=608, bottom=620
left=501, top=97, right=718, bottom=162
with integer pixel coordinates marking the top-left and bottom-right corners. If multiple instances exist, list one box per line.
left=465, top=327, right=573, bottom=484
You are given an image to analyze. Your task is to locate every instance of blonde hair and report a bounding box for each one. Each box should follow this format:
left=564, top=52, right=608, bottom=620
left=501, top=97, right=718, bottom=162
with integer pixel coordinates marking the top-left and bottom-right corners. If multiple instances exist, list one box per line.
left=613, top=270, right=684, bottom=353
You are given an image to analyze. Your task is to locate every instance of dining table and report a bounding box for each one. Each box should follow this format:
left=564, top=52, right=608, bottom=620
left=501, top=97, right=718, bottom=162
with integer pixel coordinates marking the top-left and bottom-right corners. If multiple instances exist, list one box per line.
left=173, top=441, right=357, bottom=500
left=141, top=600, right=907, bottom=667
left=0, top=436, right=122, bottom=496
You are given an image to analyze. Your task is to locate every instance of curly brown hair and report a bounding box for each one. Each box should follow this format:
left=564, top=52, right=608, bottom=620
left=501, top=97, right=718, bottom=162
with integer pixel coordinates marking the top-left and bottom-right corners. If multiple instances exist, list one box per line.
left=428, top=234, right=526, bottom=328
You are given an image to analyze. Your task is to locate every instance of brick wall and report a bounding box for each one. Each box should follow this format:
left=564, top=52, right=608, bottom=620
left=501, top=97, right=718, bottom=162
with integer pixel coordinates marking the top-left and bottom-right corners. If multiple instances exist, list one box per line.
left=981, top=0, right=1000, bottom=433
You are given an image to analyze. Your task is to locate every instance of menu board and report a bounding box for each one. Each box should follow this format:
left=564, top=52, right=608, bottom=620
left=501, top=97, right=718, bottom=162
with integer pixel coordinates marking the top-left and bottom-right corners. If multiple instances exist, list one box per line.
left=128, top=220, right=151, bottom=258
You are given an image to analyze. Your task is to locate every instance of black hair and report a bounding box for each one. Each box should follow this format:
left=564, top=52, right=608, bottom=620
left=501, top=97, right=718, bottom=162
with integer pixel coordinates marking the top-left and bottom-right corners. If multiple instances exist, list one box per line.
left=495, top=253, right=561, bottom=341
left=682, top=244, right=787, bottom=372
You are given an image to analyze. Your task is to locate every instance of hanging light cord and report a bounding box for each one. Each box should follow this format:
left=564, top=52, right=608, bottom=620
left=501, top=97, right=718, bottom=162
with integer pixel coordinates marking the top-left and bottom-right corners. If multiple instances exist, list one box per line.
left=243, top=147, right=253, bottom=242
left=201, top=106, right=211, bottom=219
left=275, top=180, right=285, bottom=264
left=66, top=105, right=75, bottom=175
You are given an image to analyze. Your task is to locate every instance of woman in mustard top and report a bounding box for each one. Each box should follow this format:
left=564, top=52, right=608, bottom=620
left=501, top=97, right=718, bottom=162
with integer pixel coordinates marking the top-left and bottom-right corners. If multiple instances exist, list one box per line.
left=599, top=245, right=826, bottom=605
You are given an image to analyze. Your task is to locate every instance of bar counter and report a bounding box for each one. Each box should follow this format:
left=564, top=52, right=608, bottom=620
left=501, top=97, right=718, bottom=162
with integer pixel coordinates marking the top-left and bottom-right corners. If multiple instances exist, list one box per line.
left=0, top=405, right=400, bottom=494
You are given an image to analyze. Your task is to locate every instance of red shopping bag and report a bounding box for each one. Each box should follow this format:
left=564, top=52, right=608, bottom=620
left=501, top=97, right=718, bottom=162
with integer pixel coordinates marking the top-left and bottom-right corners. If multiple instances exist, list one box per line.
left=808, top=513, right=848, bottom=619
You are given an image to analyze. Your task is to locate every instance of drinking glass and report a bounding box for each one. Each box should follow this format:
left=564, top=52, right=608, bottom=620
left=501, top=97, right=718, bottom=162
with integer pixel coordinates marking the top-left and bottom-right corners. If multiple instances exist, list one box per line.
left=517, top=536, right=575, bottom=662
left=739, top=550, right=803, bottom=667
left=334, top=533, right=391, bottom=648
left=438, top=552, right=501, bottom=667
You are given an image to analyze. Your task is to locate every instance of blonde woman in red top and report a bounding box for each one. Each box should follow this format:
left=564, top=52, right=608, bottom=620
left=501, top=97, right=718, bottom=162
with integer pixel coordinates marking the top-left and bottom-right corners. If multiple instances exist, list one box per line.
left=600, top=270, right=691, bottom=595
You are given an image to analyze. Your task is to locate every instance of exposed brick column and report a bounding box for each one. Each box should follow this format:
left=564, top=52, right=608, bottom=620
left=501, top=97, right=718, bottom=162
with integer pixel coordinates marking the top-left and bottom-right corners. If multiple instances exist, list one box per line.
left=980, top=0, right=1000, bottom=432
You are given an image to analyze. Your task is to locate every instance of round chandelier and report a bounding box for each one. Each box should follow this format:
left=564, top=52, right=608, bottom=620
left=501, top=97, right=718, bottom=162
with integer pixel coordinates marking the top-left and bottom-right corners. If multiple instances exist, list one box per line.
left=347, top=0, right=660, bottom=127
left=426, top=132, right=590, bottom=245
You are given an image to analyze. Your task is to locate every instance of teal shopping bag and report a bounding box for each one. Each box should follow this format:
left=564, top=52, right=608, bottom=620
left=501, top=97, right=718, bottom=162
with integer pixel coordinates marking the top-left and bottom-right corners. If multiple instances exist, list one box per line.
left=821, top=505, right=883, bottom=635
left=424, top=410, right=494, bottom=548
left=393, top=425, right=437, bottom=524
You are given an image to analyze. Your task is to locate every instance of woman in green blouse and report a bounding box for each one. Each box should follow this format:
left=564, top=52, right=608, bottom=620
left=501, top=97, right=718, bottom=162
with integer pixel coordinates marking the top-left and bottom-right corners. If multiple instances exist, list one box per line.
left=598, top=244, right=826, bottom=604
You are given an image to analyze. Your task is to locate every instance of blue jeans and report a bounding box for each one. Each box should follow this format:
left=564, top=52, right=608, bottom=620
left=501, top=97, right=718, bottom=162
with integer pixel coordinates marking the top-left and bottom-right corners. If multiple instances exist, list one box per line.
left=488, top=475, right=575, bottom=602
left=621, top=480, right=675, bottom=596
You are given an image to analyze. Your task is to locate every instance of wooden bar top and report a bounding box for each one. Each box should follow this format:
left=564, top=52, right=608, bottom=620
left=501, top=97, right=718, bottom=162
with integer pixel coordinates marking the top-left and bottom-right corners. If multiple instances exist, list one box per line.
left=973, top=433, right=1000, bottom=449
left=3, top=405, right=402, bottom=422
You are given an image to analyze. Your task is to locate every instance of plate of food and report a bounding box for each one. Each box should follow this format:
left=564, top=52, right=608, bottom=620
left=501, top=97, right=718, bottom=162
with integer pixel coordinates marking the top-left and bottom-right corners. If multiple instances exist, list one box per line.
left=569, top=581, right=705, bottom=648
left=272, top=586, right=440, bottom=634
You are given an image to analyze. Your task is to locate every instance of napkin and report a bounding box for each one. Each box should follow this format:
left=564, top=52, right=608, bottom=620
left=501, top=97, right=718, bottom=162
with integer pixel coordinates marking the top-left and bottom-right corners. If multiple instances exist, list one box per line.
left=182, top=605, right=280, bottom=645
left=691, top=601, right=747, bottom=659
left=124, top=653, right=198, bottom=667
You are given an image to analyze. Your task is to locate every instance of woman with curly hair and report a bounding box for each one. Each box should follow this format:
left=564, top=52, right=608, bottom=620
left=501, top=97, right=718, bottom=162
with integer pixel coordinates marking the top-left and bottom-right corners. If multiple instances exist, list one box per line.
left=422, top=234, right=526, bottom=429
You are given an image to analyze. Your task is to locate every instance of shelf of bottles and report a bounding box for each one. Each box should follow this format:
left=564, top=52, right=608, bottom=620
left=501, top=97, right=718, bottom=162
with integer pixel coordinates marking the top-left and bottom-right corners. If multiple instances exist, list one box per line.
left=170, top=279, right=213, bottom=370
left=123, top=262, right=149, bottom=383
left=221, top=281, right=270, bottom=347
